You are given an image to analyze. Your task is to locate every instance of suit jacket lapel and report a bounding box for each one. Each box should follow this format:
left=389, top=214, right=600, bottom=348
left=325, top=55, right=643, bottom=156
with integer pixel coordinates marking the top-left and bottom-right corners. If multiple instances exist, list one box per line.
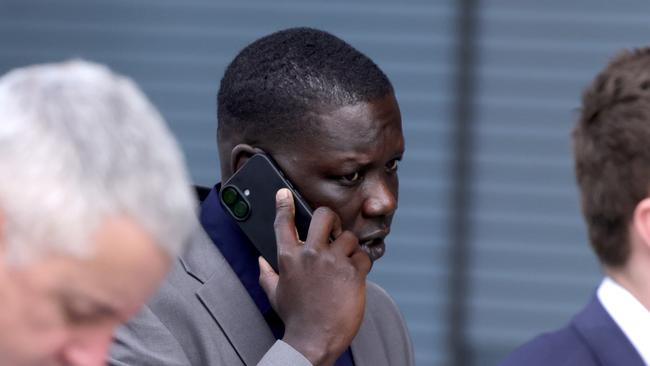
left=351, top=308, right=390, bottom=366
left=181, top=229, right=275, bottom=366
left=572, top=295, right=645, bottom=366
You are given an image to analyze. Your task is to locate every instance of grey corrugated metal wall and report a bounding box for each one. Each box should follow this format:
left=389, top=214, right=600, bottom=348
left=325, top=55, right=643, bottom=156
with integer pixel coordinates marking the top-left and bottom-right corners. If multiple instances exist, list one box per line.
left=1, top=1, right=648, bottom=365
left=467, top=1, right=650, bottom=365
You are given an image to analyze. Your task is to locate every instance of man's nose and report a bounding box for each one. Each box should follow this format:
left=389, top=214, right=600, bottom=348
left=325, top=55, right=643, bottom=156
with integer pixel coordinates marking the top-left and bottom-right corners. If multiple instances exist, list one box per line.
left=363, top=178, right=397, bottom=218
left=61, top=325, right=115, bottom=366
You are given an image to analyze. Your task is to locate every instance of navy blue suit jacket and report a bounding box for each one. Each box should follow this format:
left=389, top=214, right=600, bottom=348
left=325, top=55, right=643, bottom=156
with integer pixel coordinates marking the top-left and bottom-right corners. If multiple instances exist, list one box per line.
left=500, top=296, right=645, bottom=366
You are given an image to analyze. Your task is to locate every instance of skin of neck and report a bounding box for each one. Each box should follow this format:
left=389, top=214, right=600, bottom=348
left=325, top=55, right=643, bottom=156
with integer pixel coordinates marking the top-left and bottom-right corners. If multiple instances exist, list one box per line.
left=605, top=220, right=650, bottom=312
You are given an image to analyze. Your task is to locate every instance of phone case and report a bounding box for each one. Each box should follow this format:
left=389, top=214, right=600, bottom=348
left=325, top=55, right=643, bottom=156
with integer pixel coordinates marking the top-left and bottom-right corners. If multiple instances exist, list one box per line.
left=220, top=154, right=313, bottom=272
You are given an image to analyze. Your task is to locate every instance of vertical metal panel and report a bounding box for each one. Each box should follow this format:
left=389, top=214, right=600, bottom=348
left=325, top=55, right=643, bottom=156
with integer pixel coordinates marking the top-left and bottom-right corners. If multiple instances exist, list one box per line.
left=447, top=0, right=479, bottom=365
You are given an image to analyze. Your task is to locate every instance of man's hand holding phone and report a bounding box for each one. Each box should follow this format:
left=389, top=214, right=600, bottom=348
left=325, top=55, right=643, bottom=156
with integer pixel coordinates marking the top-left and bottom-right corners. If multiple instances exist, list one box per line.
left=258, top=188, right=372, bottom=366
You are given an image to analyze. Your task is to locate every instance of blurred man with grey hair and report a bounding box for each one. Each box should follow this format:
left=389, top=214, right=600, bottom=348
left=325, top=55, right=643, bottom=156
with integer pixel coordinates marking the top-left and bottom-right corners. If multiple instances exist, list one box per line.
left=0, top=60, right=197, bottom=366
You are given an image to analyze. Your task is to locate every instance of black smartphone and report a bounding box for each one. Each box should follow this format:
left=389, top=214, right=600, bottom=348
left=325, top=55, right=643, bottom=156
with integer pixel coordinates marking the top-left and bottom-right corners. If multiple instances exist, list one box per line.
left=220, top=153, right=313, bottom=272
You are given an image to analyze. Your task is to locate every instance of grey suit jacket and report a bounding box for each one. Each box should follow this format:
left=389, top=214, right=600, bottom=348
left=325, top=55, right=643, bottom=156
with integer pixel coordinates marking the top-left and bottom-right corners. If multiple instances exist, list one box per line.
left=110, top=228, right=414, bottom=366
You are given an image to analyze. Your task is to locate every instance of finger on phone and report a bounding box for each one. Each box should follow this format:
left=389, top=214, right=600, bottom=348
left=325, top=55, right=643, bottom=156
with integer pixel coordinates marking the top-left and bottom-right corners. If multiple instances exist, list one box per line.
left=258, top=256, right=279, bottom=311
left=274, top=188, right=299, bottom=252
left=305, top=207, right=341, bottom=250
left=329, top=211, right=343, bottom=239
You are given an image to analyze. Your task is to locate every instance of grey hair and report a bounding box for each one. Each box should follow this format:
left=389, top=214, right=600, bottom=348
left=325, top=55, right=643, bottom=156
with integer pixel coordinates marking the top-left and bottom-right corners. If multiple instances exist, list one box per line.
left=0, top=60, right=197, bottom=264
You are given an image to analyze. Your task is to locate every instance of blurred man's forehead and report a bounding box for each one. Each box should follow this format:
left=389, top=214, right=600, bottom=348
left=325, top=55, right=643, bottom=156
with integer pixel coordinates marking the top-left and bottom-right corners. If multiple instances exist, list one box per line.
left=20, top=216, right=168, bottom=318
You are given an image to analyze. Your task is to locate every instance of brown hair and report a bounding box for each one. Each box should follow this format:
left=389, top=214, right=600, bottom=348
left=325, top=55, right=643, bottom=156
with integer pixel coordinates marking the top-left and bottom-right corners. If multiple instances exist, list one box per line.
left=574, top=48, right=650, bottom=267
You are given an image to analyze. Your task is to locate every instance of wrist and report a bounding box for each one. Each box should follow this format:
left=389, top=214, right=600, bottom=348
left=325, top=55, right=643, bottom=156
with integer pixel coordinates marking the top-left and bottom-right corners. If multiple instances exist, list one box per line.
left=282, top=330, right=338, bottom=366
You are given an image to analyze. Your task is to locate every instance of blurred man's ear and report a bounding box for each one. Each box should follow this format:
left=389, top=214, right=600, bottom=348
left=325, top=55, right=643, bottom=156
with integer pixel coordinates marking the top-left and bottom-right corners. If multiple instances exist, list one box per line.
left=632, top=197, right=650, bottom=252
left=230, top=144, right=265, bottom=173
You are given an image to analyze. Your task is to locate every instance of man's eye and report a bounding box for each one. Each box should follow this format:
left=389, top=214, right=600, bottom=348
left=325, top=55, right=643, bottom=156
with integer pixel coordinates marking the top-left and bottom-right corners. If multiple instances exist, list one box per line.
left=340, top=172, right=361, bottom=184
left=63, top=306, right=94, bottom=324
left=387, top=159, right=400, bottom=172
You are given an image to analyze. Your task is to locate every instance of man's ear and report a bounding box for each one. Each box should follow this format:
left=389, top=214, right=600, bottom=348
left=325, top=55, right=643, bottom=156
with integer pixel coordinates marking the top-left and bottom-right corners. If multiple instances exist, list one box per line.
left=230, top=144, right=266, bottom=174
left=632, top=197, right=650, bottom=251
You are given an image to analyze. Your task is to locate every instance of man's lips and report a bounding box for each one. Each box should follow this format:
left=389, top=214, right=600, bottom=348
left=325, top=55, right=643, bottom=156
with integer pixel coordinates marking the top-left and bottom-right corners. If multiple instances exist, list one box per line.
left=358, top=230, right=389, bottom=262
left=359, top=239, right=385, bottom=262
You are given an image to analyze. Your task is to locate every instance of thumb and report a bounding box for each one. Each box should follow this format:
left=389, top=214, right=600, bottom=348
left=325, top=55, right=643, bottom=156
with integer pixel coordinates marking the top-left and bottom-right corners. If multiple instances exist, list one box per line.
left=274, top=188, right=298, bottom=252
left=258, top=256, right=279, bottom=311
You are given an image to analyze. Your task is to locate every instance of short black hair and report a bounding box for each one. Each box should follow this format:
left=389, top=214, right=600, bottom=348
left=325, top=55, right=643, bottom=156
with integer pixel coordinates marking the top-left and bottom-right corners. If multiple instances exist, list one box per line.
left=217, top=27, right=394, bottom=148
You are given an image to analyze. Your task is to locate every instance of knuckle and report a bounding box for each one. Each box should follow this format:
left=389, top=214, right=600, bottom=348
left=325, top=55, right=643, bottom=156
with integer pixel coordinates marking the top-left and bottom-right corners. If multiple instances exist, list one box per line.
left=322, top=252, right=337, bottom=267
left=302, top=246, right=319, bottom=260
left=277, top=248, right=293, bottom=264
left=276, top=197, right=291, bottom=210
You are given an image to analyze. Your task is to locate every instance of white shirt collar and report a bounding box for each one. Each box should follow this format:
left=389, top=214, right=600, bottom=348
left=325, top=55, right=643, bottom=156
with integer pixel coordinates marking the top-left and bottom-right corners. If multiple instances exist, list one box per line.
left=597, top=277, right=650, bottom=365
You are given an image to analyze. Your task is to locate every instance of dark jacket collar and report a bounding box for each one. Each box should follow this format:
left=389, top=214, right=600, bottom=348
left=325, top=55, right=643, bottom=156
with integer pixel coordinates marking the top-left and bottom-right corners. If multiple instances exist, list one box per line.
left=571, top=295, right=645, bottom=366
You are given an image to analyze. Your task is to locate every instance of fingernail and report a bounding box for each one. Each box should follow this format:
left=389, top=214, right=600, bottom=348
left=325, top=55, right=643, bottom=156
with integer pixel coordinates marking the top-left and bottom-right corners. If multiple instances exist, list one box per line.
left=277, top=188, right=290, bottom=201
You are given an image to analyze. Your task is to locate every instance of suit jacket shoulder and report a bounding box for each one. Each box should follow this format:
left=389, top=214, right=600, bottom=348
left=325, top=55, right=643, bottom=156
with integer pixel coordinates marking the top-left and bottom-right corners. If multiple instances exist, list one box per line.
left=499, top=325, right=597, bottom=366
left=499, top=296, right=645, bottom=366
left=358, top=281, right=415, bottom=366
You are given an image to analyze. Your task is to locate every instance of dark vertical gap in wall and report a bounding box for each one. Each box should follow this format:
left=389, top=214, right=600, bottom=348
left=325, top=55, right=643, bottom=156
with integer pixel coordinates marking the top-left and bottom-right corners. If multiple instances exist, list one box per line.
left=448, top=0, right=478, bottom=365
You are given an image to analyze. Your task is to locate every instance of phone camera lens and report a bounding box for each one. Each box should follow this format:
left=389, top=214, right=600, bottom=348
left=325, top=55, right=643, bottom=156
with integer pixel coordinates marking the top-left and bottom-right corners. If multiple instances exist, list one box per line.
left=222, top=186, right=238, bottom=205
left=232, top=200, right=249, bottom=219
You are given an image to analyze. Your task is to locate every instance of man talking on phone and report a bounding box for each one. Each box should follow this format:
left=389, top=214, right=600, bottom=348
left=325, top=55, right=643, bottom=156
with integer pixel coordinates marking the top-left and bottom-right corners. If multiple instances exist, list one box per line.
left=111, top=27, right=414, bottom=366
